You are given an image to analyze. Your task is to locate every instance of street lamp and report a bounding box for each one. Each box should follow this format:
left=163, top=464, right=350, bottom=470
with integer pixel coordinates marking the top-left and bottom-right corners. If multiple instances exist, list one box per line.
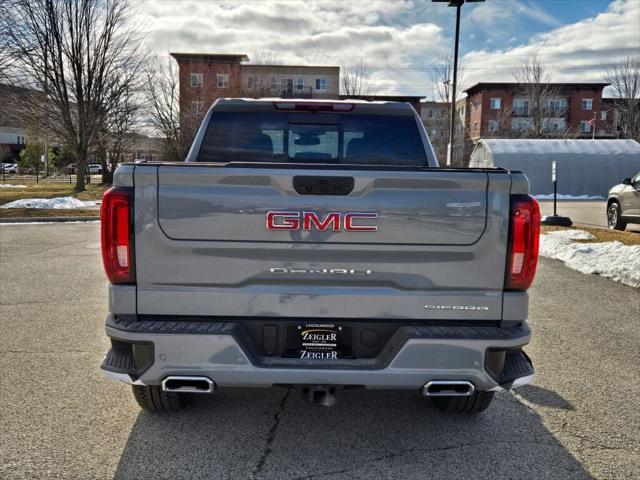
left=432, top=0, right=485, bottom=166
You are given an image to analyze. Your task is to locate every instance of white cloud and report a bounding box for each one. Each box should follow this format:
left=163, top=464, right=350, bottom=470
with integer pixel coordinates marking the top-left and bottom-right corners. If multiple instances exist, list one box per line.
left=137, top=0, right=446, bottom=66
left=134, top=0, right=640, bottom=97
left=462, top=0, right=640, bottom=88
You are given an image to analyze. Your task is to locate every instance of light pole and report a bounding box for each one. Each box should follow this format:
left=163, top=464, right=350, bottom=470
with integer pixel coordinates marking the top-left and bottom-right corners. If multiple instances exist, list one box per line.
left=433, top=0, right=484, bottom=166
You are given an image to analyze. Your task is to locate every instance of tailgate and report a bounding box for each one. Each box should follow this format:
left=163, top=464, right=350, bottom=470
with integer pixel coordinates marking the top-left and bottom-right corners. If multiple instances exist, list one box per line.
left=134, top=165, right=512, bottom=320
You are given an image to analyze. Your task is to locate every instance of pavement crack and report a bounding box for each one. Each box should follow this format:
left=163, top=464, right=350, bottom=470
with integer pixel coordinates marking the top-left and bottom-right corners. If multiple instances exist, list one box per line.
left=291, top=440, right=557, bottom=480
left=251, top=387, right=291, bottom=480
left=564, top=432, right=638, bottom=453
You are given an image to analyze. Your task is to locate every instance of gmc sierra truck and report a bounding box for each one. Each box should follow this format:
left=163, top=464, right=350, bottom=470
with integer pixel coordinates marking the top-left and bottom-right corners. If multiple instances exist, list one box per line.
left=100, top=98, right=540, bottom=414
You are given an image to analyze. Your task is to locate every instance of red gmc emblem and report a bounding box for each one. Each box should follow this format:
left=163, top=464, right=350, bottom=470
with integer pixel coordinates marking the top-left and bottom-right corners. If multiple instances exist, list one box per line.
left=266, top=211, right=378, bottom=232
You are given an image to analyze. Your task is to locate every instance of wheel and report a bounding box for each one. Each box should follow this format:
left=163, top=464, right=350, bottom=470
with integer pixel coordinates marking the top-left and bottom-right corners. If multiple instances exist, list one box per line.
left=607, top=202, right=627, bottom=231
left=131, top=385, right=193, bottom=412
left=430, top=390, right=495, bottom=414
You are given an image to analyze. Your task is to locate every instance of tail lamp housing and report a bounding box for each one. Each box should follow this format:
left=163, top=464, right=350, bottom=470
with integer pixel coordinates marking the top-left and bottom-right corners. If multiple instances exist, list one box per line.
left=101, top=187, right=135, bottom=284
left=505, top=195, right=540, bottom=291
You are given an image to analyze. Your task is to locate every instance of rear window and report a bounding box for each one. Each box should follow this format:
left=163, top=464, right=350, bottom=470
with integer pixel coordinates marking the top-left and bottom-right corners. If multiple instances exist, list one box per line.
left=196, top=111, right=427, bottom=166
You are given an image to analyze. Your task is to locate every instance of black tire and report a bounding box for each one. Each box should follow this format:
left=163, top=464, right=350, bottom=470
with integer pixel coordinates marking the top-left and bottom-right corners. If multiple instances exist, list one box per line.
left=607, top=202, right=627, bottom=231
left=132, top=385, right=193, bottom=412
left=431, top=390, right=495, bottom=414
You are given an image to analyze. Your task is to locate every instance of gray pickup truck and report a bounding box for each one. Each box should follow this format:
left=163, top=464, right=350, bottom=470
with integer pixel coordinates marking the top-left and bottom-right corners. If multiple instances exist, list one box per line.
left=100, top=98, right=540, bottom=414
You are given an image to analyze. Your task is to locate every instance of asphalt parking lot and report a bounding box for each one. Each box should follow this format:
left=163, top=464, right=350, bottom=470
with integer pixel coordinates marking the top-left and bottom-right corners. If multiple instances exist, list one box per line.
left=538, top=200, right=640, bottom=232
left=1, top=222, right=639, bottom=479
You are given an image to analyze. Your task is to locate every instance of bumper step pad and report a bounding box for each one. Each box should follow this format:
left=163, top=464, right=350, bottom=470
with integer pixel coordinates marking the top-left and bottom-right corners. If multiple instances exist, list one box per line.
left=101, top=346, right=135, bottom=374
left=497, top=350, right=534, bottom=385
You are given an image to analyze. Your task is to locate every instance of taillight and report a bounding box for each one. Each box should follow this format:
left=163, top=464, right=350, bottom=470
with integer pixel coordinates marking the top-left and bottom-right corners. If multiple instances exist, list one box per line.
left=505, top=195, right=540, bottom=291
left=101, top=187, right=135, bottom=284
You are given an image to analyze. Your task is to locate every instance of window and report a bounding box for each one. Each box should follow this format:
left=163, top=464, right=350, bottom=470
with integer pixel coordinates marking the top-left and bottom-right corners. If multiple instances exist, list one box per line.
left=190, top=101, right=203, bottom=114
left=190, top=73, right=203, bottom=88
left=296, top=78, right=304, bottom=90
left=513, top=99, right=530, bottom=116
left=248, top=77, right=256, bottom=89
left=546, top=99, right=567, bottom=115
left=490, top=98, right=501, bottom=110
left=428, top=110, right=433, bottom=118
left=473, top=121, right=478, bottom=132
left=582, top=98, right=593, bottom=110
left=270, top=77, right=277, bottom=90
left=488, top=120, right=499, bottom=132
left=216, top=74, right=229, bottom=89
left=16, top=136, right=25, bottom=144
left=197, top=112, right=427, bottom=166
left=601, top=111, right=607, bottom=120
left=511, top=118, right=532, bottom=132
left=580, top=120, right=591, bottom=133
left=281, top=78, right=294, bottom=94
left=315, top=78, right=327, bottom=91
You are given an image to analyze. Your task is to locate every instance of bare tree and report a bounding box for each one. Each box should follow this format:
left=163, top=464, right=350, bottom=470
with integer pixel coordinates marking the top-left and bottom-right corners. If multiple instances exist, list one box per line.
left=5, top=0, right=143, bottom=191
left=512, top=54, right=569, bottom=138
left=341, top=59, right=376, bottom=96
left=96, top=82, right=142, bottom=184
left=243, top=51, right=284, bottom=98
left=0, top=0, right=16, bottom=83
left=144, top=57, right=195, bottom=162
left=606, top=57, right=640, bottom=142
left=0, top=143, right=11, bottom=163
left=252, top=50, right=280, bottom=66
left=427, top=55, right=468, bottom=165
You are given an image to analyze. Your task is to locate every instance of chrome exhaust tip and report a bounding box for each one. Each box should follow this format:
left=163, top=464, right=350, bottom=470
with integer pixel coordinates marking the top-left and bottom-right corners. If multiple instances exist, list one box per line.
left=161, top=376, right=214, bottom=394
left=423, top=380, right=475, bottom=397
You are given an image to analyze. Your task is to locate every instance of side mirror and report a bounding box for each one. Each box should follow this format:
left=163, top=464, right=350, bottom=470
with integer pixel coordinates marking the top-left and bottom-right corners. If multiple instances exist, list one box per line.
left=622, top=178, right=632, bottom=185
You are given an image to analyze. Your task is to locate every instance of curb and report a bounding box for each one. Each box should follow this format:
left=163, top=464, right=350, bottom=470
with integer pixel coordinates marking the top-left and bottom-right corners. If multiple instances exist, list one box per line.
left=0, top=216, right=99, bottom=224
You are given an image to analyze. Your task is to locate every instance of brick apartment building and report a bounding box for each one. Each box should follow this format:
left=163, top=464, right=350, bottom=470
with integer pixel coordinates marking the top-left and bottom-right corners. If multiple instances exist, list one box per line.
left=170, top=52, right=340, bottom=128
left=461, top=82, right=612, bottom=141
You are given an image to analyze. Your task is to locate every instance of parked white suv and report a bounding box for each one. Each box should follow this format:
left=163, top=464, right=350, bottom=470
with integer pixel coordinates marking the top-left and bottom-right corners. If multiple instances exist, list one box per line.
left=607, top=172, right=640, bottom=230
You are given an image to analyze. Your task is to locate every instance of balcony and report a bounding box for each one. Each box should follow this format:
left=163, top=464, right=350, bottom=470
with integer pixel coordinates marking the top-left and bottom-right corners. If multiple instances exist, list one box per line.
left=544, top=106, right=568, bottom=117
left=280, top=86, right=313, bottom=99
left=511, top=106, right=568, bottom=117
left=511, top=107, right=530, bottom=117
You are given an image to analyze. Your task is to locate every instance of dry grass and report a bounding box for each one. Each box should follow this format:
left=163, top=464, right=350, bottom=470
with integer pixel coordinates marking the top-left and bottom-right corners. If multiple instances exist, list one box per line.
left=0, top=208, right=99, bottom=219
left=0, top=182, right=106, bottom=218
left=541, top=225, right=640, bottom=246
left=0, top=183, right=107, bottom=204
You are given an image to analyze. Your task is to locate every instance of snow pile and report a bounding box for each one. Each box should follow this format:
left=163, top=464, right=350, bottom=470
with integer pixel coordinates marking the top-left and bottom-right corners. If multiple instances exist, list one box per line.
left=540, top=230, right=640, bottom=288
left=0, top=184, right=28, bottom=188
left=0, top=196, right=100, bottom=209
left=535, top=194, right=604, bottom=200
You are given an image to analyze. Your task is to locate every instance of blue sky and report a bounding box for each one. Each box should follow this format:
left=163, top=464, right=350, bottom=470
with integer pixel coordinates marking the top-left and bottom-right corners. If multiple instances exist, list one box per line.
left=459, top=0, right=613, bottom=52
left=137, top=0, right=640, bottom=97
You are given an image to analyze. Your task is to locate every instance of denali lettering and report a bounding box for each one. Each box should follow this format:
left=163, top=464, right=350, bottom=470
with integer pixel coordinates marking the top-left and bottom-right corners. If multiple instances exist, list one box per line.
left=266, top=211, right=378, bottom=232
left=269, top=267, right=372, bottom=275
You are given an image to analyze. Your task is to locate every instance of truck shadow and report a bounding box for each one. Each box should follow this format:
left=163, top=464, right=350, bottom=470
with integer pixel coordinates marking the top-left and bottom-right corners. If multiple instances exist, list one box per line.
left=114, top=388, right=591, bottom=480
left=515, top=384, right=575, bottom=411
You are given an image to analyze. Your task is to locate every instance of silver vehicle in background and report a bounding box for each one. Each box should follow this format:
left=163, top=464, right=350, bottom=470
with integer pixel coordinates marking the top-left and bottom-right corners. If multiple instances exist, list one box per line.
left=2, top=163, right=18, bottom=173
left=607, top=172, right=640, bottom=230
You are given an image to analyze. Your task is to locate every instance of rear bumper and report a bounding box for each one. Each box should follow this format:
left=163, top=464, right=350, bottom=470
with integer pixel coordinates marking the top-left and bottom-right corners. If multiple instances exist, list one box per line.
left=101, top=315, right=533, bottom=392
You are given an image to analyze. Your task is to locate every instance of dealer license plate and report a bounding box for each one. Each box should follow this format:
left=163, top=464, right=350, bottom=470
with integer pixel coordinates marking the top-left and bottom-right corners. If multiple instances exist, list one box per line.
left=286, top=323, right=352, bottom=359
